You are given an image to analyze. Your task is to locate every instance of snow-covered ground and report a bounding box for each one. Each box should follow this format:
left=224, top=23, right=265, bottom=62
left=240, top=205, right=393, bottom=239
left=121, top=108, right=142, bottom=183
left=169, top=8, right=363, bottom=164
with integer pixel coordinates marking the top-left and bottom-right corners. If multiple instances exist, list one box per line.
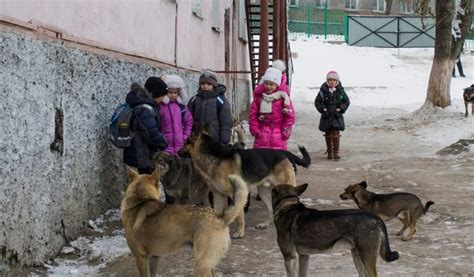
left=40, top=37, right=473, bottom=276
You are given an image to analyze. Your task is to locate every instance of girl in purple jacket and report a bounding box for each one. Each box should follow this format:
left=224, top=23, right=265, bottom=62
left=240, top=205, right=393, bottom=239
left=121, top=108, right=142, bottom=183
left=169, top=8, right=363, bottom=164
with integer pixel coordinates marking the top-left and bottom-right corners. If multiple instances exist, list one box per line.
left=160, top=75, right=193, bottom=155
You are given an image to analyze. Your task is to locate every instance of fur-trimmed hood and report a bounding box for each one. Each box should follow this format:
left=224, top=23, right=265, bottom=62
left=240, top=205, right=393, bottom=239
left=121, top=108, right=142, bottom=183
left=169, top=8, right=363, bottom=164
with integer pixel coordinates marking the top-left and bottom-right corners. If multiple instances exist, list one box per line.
left=161, top=74, right=188, bottom=105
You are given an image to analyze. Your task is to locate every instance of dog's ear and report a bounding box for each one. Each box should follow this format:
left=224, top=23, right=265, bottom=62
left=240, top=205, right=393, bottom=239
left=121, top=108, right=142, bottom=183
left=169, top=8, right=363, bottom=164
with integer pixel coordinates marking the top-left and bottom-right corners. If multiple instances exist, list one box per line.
left=359, top=181, right=368, bottom=188
left=151, top=166, right=161, bottom=181
left=202, top=123, right=212, bottom=135
left=295, top=183, right=308, bottom=196
left=126, top=166, right=139, bottom=180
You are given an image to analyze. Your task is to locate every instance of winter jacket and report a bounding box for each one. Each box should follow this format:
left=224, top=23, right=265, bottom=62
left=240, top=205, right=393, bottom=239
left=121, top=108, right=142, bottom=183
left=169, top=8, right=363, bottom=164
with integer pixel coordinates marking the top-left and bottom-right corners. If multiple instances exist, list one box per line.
left=314, top=82, right=350, bottom=132
left=187, top=84, right=232, bottom=144
left=123, top=86, right=167, bottom=170
left=159, top=100, right=193, bottom=155
left=248, top=74, right=296, bottom=150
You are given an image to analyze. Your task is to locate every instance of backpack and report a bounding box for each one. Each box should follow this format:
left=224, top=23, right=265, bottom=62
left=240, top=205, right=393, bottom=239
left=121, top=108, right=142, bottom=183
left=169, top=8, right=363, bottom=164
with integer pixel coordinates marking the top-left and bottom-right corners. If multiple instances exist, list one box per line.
left=109, top=103, right=155, bottom=148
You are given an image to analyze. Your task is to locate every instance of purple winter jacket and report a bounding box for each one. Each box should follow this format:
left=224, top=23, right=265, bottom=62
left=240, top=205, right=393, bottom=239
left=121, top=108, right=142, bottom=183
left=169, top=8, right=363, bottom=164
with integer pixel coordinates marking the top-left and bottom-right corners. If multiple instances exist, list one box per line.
left=159, top=100, right=193, bottom=155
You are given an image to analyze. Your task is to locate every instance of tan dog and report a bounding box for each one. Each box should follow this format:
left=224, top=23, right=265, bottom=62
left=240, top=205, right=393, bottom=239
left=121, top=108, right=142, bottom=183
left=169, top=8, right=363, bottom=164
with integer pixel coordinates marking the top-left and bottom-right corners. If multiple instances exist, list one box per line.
left=121, top=166, right=248, bottom=277
left=340, top=181, right=434, bottom=241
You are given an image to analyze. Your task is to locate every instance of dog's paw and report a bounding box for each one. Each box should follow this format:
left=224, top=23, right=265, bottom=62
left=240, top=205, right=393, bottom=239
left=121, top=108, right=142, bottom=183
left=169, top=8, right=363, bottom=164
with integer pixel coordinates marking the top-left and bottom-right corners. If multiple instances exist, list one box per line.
left=232, top=230, right=245, bottom=239
left=255, top=223, right=268, bottom=229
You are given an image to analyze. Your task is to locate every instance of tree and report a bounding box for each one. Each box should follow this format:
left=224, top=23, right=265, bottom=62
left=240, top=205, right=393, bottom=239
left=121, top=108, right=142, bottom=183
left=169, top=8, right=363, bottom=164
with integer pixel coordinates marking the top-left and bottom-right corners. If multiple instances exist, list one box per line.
left=423, top=0, right=472, bottom=109
left=385, top=0, right=394, bottom=15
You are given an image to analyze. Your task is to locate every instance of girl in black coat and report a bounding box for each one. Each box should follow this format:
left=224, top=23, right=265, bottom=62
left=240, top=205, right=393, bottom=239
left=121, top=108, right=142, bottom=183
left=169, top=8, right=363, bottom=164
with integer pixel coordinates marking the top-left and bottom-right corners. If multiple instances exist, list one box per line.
left=314, top=71, right=350, bottom=160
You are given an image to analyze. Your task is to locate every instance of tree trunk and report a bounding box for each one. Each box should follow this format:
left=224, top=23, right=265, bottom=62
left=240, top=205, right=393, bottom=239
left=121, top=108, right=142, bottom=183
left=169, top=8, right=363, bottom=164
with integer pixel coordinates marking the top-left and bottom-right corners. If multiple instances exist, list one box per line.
left=385, top=0, right=393, bottom=15
left=423, top=0, right=472, bottom=109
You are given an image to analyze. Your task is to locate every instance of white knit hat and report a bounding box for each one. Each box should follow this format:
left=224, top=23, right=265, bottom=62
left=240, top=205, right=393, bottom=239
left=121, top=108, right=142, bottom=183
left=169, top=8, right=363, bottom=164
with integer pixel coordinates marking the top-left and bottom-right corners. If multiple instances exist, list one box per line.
left=261, top=67, right=282, bottom=86
left=162, top=74, right=188, bottom=104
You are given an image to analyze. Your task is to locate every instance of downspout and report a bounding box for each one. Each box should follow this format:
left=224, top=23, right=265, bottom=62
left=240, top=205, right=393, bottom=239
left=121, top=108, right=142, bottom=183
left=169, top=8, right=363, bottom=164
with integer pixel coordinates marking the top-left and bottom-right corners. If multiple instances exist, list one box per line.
left=258, top=0, right=269, bottom=79
left=273, top=0, right=280, bottom=60
left=174, top=1, right=178, bottom=65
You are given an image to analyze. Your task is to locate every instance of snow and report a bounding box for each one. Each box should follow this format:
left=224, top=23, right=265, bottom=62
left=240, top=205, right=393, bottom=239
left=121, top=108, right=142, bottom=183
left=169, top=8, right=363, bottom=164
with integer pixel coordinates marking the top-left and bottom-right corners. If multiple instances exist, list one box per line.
left=290, top=36, right=473, bottom=151
left=42, top=36, right=473, bottom=275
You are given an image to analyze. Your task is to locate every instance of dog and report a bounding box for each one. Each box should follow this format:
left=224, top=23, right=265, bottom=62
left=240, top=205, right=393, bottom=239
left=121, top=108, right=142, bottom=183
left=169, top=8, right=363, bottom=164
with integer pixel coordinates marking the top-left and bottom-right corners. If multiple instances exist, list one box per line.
left=463, top=84, right=474, bottom=117
left=272, top=183, right=399, bottom=277
left=120, top=166, right=248, bottom=277
left=181, top=129, right=311, bottom=238
left=153, top=152, right=209, bottom=205
left=339, top=181, right=434, bottom=241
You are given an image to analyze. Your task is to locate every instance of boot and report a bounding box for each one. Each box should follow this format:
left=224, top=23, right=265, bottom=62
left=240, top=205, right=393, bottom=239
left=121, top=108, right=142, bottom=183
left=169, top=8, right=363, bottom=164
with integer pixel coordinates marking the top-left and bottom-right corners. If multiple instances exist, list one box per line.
left=324, top=132, right=333, bottom=160
left=333, top=131, right=341, bottom=160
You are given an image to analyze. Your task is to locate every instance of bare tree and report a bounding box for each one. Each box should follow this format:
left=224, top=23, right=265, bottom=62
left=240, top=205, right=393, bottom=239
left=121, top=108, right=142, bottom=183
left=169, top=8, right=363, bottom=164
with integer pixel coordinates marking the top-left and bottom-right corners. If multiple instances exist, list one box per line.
left=385, top=0, right=394, bottom=15
left=422, top=0, right=472, bottom=109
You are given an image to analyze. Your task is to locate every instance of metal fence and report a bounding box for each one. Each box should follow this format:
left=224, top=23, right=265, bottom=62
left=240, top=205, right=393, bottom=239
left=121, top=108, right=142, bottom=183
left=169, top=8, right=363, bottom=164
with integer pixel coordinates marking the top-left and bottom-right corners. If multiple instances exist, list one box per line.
left=288, top=3, right=346, bottom=39
left=346, top=16, right=436, bottom=47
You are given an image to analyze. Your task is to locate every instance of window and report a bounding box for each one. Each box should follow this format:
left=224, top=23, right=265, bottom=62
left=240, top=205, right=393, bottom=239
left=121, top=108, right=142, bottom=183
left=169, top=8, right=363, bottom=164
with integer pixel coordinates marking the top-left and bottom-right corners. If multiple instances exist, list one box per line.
left=238, top=0, right=247, bottom=41
left=399, top=0, right=412, bottom=14
left=345, top=0, right=357, bottom=10
left=212, top=0, right=221, bottom=32
left=192, top=0, right=203, bottom=18
left=316, top=0, right=328, bottom=8
left=289, top=0, right=299, bottom=7
left=375, top=0, right=385, bottom=12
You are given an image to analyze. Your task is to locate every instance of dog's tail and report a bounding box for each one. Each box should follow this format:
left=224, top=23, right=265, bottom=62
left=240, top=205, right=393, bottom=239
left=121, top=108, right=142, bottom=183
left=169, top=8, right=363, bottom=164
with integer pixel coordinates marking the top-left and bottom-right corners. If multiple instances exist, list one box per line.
left=423, top=201, right=434, bottom=214
left=222, top=175, right=249, bottom=226
left=283, top=145, right=311, bottom=170
left=379, top=223, right=399, bottom=262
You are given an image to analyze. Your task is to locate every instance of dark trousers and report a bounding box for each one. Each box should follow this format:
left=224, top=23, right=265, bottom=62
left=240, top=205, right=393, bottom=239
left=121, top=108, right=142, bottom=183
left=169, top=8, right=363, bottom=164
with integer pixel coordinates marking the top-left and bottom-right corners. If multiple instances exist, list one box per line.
left=452, top=58, right=465, bottom=77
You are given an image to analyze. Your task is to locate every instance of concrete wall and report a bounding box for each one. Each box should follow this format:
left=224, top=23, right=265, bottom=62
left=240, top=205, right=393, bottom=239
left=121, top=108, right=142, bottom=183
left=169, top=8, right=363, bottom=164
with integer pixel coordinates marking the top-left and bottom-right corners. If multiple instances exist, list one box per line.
left=0, top=29, right=206, bottom=267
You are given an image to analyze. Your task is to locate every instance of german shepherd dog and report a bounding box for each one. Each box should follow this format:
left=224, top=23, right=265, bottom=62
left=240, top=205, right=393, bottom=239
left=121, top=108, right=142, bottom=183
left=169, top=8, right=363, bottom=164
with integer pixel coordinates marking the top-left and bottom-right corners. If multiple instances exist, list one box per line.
left=121, top=166, right=248, bottom=277
left=182, top=129, right=311, bottom=238
left=272, top=184, right=399, bottom=277
left=463, top=84, right=474, bottom=117
left=153, top=152, right=209, bottom=205
left=340, top=181, right=434, bottom=241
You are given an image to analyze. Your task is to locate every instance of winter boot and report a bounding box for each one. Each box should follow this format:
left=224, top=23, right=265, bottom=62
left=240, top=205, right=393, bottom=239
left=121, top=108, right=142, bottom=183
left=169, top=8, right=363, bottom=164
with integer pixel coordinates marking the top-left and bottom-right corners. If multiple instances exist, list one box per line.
left=333, top=131, right=341, bottom=160
left=325, top=131, right=333, bottom=160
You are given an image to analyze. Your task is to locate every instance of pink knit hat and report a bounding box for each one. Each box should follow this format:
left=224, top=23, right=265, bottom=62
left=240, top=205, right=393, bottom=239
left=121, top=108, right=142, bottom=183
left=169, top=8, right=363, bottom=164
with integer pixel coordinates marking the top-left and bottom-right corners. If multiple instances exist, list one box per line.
left=326, top=71, right=340, bottom=81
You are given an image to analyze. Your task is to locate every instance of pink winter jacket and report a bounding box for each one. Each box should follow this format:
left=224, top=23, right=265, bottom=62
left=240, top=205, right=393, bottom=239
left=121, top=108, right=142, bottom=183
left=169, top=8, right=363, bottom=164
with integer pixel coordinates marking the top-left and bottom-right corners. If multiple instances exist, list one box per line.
left=159, top=101, right=193, bottom=155
left=248, top=74, right=296, bottom=150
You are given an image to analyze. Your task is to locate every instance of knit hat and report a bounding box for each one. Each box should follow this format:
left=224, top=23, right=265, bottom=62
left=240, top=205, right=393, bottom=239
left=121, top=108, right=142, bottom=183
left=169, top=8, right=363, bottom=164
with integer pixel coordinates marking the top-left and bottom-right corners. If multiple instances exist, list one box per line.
left=145, top=76, right=168, bottom=98
left=199, top=70, right=218, bottom=87
left=326, top=71, right=340, bottom=81
left=261, top=67, right=282, bottom=86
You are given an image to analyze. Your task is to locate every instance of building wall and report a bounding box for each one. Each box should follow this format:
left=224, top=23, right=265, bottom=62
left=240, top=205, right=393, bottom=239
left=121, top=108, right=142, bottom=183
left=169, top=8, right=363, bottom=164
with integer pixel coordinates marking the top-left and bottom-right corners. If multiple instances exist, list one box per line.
left=0, top=0, right=251, bottom=268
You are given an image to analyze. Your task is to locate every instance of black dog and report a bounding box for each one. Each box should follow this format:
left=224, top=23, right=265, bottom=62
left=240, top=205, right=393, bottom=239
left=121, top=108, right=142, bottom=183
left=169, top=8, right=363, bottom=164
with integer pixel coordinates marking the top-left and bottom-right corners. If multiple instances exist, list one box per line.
left=463, top=84, right=474, bottom=117
left=272, top=184, right=399, bottom=277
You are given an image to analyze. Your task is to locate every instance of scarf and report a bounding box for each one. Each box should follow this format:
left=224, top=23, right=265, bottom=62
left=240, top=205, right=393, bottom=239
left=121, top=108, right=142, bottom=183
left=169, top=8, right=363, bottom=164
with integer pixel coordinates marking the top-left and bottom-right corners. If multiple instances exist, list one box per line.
left=260, top=91, right=290, bottom=114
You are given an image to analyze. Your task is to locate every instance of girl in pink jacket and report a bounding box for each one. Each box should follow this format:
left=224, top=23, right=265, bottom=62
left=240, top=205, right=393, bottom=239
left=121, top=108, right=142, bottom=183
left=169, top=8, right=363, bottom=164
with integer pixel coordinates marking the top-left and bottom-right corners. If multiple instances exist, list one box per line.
left=248, top=60, right=296, bottom=150
left=160, top=75, right=193, bottom=155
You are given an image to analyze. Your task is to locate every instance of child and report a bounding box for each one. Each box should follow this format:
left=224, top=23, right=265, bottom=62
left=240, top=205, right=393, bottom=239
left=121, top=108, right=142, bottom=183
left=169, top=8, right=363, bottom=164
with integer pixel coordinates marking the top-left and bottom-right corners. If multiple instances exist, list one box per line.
left=160, top=75, right=193, bottom=155
left=188, top=70, right=232, bottom=144
left=123, top=77, right=168, bottom=174
left=248, top=60, right=295, bottom=150
left=314, top=71, right=350, bottom=160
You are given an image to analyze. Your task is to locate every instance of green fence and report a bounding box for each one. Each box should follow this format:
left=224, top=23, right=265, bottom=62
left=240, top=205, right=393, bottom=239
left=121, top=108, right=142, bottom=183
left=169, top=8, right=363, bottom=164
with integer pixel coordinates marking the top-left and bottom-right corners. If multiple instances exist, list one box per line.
left=288, top=4, right=347, bottom=39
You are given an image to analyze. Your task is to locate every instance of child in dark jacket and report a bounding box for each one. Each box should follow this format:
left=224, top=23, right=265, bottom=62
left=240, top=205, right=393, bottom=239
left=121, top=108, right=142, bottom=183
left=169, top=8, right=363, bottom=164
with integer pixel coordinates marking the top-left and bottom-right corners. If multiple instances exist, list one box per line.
left=187, top=70, right=232, bottom=144
left=160, top=75, right=193, bottom=155
left=314, top=71, right=350, bottom=160
left=123, top=77, right=168, bottom=173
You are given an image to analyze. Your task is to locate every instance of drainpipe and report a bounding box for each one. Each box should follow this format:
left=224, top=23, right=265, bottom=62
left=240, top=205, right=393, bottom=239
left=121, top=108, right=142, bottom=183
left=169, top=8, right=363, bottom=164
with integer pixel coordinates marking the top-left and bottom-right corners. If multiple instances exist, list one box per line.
left=273, top=0, right=280, bottom=60
left=174, top=1, right=178, bottom=65
left=258, top=0, right=269, bottom=79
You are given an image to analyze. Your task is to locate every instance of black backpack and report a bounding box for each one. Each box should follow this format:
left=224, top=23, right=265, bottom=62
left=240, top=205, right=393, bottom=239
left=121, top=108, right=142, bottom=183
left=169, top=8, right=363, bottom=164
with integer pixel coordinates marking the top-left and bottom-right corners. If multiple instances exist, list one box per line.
left=109, top=103, right=155, bottom=148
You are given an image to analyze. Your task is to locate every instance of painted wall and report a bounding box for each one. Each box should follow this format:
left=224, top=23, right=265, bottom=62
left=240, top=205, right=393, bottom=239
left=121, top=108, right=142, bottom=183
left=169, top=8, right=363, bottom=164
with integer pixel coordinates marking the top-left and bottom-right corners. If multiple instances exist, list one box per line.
left=0, top=0, right=251, bottom=269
